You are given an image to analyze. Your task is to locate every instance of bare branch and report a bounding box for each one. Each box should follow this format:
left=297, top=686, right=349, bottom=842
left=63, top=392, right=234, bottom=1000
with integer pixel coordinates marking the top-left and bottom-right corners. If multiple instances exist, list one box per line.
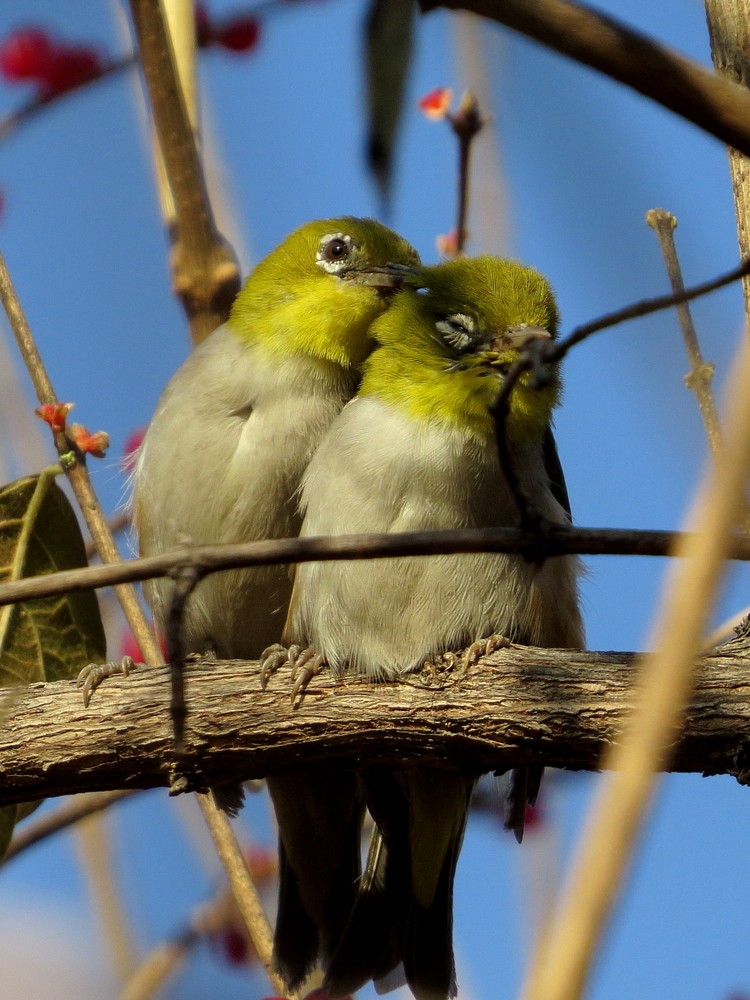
left=128, top=0, right=240, bottom=343
left=417, top=0, right=750, bottom=158
left=705, top=0, right=750, bottom=321
left=3, top=526, right=750, bottom=610
left=646, top=209, right=723, bottom=457
left=4, top=791, right=135, bottom=864
left=1, top=645, right=749, bottom=806
left=522, top=321, right=750, bottom=1000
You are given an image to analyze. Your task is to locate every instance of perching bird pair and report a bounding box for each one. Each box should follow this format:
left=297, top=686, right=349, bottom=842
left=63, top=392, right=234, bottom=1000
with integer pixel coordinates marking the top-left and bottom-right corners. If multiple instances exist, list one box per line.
left=133, top=218, right=584, bottom=1000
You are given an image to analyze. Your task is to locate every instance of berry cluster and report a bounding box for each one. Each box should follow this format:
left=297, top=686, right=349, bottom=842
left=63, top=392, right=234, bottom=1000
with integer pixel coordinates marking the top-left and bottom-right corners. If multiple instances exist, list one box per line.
left=0, top=6, right=261, bottom=99
left=0, top=27, right=102, bottom=96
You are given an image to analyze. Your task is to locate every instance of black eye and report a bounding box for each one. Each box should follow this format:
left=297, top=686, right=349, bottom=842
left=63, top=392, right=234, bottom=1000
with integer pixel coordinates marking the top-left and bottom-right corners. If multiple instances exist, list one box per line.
left=323, top=238, right=350, bottom=262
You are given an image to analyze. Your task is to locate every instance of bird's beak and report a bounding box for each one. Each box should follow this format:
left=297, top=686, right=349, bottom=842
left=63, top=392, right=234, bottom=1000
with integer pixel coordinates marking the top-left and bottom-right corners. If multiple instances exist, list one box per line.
left=477, top=325, right=552, bottom=369
left=492, top=324, right=552, bottom=351
left=345, top=263, right=421, bottom=290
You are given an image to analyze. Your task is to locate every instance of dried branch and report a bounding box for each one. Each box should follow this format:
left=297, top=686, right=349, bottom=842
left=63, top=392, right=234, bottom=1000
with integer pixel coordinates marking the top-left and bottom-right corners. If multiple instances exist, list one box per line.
left=522, top=335, right=750, bottom=1000
left=195, top=792, right=287, bottom=996
left=705, top=0, right=750, bottom=322
left=119, top=928, right=197, bottom=1000
left=0, top=56, right=134, bottom=143
left=128, top=0, right=240, bottom=343
left=417, top=0, right=750, bottom=158
left=448, top=91, right=485, bottom=253
left=3, top=525, right=750, bottom=611
left=0, top=182, right=268, bottom=994
left=646, top=209, right=723, bottom=457
left=1, top=644, right=750, bottom=805
left=4, top=791, right=135, bottom=864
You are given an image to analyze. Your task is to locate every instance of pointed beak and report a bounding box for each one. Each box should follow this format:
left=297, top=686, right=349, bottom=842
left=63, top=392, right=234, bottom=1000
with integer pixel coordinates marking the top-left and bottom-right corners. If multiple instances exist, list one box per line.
left=344, top=262, right=420, bottom=290
left=477, top=324, right=552, bottom=370
left=491, top=324, right=552, bottom=351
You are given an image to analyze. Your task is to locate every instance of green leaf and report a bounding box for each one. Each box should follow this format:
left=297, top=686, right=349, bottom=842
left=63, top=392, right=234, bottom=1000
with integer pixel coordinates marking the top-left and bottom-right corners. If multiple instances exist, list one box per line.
left=363, top=0, right=416, bottom=211
left=0, top=470, right=106, bottom=684
left=0, top=469, right=106, bottom=857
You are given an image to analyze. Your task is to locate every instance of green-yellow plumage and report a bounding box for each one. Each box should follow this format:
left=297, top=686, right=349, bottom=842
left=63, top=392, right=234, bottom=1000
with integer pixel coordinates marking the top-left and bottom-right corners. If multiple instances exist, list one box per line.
left=282, top=254, right=584, bottom=1000
left=361, top=256, right=561, bottom=442
left=133, top=217, right=420, bottom=996
left=230, top=217, right=419, bottom=368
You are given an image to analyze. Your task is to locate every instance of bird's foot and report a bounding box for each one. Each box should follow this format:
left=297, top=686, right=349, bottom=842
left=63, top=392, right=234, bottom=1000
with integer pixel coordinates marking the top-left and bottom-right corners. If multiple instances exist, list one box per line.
left=77, top=655, right=137, bottom=707
left=462, top=633, right=511, bottom=669
left=289, top=646, right=327, bottom=705
left=259, top=643, right=328, bottom=704
left=259, top=643, right=294, bottom=689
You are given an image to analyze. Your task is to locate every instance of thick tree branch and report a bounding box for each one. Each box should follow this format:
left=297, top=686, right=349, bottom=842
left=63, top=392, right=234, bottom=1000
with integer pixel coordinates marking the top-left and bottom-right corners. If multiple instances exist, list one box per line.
left=418, top=0, right=750, bottom=158
left=1, top=644, right=750, bottom=807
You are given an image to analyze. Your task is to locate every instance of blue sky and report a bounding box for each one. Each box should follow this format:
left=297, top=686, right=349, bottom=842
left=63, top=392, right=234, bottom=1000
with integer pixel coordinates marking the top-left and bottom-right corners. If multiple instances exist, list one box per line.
left=0, top=2, right=748, bottom=999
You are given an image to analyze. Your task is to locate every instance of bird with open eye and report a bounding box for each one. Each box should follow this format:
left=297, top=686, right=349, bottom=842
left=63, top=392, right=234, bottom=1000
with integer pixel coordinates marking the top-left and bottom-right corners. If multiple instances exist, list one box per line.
left=132, top=218, right=419, bottom=978
left=276, top=255, right=585, bottom=1000
left=135, top=218, right=419, bottom=667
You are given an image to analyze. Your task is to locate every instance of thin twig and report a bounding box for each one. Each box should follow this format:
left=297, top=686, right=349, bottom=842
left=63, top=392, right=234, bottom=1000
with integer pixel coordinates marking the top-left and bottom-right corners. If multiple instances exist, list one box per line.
left=646, top=209, right=723, bottom=456
left=521, top=335, right=750, bottom=1000
left=417, top=0, right=750, bottom=158
left=448, top=91, right=485, bottom=253
left=3, top=525, right=750, bottom=609
left=75, top=810, right=138, bottom=981
left=85, top=511, right=130, bottom=559
left=166, top=565, right=204, bottom=752
left=0, top=56, right=134, bottom=143
left=492, top=255, right=750, bottom=518
left=0, top=250, right=163, bottom=668
left=118, top=928, right=198, bottom=1000
left=196, top=793, right=292, bottom=998
left=4, top=791, right=135, bottom=864
left=0, top=232, right=274, bottom=996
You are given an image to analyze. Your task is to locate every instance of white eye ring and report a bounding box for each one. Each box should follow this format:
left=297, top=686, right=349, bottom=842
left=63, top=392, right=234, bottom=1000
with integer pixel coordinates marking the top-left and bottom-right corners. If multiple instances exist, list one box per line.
left=436, top=312, right=476, bottom=351
left=316, top=232, right=356, bottom=273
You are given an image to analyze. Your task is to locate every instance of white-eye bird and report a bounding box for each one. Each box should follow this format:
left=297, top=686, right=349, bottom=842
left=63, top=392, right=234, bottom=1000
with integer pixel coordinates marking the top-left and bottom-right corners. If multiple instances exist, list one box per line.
left=281, top=256, right=585, bottom=1000
left=135, top=218, right=419, bottom=658
left=132, top=218, right=420, bottom=988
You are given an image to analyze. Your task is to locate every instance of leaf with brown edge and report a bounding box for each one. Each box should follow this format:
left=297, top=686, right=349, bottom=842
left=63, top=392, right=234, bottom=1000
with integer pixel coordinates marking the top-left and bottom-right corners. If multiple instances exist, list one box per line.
left=0, top=469, right=106, bottom=857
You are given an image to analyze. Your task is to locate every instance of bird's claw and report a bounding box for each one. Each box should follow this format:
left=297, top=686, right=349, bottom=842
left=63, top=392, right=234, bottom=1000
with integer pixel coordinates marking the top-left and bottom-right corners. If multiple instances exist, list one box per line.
left=259, top=643, right=292, bottom=689
left=462, top=634, right=511, bottom=669
left=77, top=655, right=137, bottom=707
left=289, top=646, right=326, bottom=704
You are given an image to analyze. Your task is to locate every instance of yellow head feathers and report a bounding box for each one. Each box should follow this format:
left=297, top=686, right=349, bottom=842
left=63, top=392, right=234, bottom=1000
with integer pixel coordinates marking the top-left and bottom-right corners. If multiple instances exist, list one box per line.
left=228, top=218, right=420, bottom=368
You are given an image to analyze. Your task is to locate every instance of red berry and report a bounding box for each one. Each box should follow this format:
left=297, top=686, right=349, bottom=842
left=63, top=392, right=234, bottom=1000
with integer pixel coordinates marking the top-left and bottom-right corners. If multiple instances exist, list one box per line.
left=215, top=16, right=260, bottom=53
left=0, top=27, right=55, bottom=82
left=39, top=44, right=102, bottom=96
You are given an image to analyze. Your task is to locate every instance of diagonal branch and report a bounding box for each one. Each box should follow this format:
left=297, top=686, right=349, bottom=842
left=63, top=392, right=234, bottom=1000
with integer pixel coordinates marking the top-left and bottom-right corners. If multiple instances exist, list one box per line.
left=418, top=0, right=750, bottom=157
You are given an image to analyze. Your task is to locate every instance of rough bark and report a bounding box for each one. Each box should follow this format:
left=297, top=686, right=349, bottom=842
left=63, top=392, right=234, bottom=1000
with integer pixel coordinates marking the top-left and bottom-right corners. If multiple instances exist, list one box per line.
left=1, top=642, right=750, bottom=806
left=705, top=0, right=750, bottom=323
